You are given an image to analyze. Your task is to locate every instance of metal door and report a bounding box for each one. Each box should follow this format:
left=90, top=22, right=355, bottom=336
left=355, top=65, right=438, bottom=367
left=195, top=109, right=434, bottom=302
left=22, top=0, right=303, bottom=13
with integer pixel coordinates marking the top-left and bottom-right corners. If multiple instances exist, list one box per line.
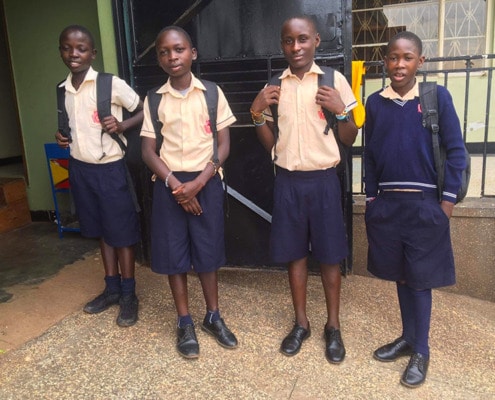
left=112, top=0, right=354, bottom=271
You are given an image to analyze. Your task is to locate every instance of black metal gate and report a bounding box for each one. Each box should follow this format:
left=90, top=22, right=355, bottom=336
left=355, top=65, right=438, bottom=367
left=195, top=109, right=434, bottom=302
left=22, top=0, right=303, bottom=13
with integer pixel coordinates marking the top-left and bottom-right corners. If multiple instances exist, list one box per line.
left=112, top=0, right=354, bottom=271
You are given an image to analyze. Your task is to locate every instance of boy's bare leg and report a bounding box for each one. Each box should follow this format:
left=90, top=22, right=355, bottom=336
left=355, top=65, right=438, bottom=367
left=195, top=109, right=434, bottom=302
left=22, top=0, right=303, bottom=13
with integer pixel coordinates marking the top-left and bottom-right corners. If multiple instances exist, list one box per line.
left=320, top=263, right=341, bottom=329
left=288, top=257, right=309, bottom=328
left=100, top=238, right=119, bottom=276
left=198, top=270, right=219, bottom=312
left=321, top=262, right=345, bottom=363
left=168, top=273, right=189, bottom=316
left=116, top=246, right=135, bottom=279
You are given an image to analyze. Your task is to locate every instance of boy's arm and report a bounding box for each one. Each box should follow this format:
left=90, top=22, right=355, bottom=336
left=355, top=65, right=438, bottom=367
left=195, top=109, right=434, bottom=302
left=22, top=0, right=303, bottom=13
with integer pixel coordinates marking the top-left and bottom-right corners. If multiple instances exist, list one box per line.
left=317, top=86, right=358, bottom=147
left=251, top=85, right=280, bottom=153
left=101, top=100, right=144, bottom=135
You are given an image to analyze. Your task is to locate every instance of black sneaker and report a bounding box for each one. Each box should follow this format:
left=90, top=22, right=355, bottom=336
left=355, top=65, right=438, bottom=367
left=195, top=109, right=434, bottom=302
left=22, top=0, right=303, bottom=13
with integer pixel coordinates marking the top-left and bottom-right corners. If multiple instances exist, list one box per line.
left=83, top=289, right=121, bottom=314
left=117, top=293, right=139, bottom=327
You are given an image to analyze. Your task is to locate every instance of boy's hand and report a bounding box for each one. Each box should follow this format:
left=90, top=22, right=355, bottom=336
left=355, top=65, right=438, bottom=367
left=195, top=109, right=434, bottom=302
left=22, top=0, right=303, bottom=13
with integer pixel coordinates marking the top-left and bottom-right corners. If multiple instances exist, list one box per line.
left=316, top=86, right=346, bottom=115
left=179, top=197, right=203, bottom=216
left=55, top=131, right=70, bottom=148
left=172, top=181, right=204, bottom=206
left=101, top=115, right=124, bottom=134
left=440, top=200, right=455, bottom=219
left=251, top=85, right=281, bottom=113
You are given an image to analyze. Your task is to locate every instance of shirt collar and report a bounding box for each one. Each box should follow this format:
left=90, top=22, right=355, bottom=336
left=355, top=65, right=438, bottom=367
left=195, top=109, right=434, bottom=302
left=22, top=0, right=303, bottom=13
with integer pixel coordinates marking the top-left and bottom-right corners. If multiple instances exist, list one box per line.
left=62, top=67, right=97, bottom=92
left=380, top=81, right=419, bottom=101
left=157, top=73, right=205, bottom=95
left=280, top=62, right=323, bottom=80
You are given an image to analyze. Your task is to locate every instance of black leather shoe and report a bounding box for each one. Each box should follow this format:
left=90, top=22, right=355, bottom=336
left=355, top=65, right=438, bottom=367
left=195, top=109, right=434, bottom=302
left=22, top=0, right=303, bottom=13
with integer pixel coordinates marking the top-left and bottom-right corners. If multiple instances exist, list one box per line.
left=83, top=289, right=120, bottom=314
left=116, top=293, right=138, bottom=327
left=400, top=353, right=429, bottom=388
left=373, top=337, right=413, bottom=362
left=280, top=323, right=311, bottom=356
left=324, top=327, right=346, bottom=364
left=177, top=324, right=199, bottom=359
left=202, top=318, right=238, bottom=349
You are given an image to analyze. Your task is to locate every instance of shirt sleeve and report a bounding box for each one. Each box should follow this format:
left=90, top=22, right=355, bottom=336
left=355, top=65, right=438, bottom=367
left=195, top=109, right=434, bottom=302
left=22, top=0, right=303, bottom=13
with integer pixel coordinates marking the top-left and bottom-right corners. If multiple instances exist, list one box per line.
left=111, top=76, right=140, bottom=113
left=364, top=94, right=378, bottom=198
left=216, top=86, right=237, bottom=131
left=139, top=96, right=158, bottom=139
left=437, top=86, right=467, bottom=202
left=334, top=70, right=358, bottom=111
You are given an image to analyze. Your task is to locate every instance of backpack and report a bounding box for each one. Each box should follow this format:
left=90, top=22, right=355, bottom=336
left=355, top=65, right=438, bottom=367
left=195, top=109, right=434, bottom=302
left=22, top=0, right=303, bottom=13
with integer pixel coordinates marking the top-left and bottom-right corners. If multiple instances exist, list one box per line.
left=56, top=72, right=141, bottom=211
left=268, top=66, right=349, bottom=180
left=418, top=81, right=471, bottom=203
left=146, top=80, right=219, bottom=164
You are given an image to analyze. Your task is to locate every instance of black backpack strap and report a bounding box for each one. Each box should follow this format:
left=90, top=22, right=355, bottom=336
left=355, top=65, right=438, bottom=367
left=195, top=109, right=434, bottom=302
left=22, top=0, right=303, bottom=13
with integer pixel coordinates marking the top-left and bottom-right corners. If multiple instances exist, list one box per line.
left=267, top=72, right=283, bottom=162
left=419, top=81, right=443, bottom=201
left=201, top=80, right=220, bottom=164
left=56, top=80, right=72, bottom=141
left=317, top=66, right=336, bottom=135
left=146, top=87, right=164, bottom=155
left=96, top=72, right=128, bottom=154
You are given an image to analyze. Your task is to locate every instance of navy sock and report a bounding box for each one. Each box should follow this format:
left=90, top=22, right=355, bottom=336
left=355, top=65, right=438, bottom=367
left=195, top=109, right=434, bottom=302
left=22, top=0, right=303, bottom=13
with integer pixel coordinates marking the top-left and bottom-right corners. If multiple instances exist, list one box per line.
left=397, top=282, right=415, bottom=344
left=410, top=287, right=432, bottom=358
left=178, top=314, right=194, bottom=328
left=205, top=309, right=220, bottom=324
left=104, top=275, right=121, bottom=295
left=121, top=277, right=136, bottom=297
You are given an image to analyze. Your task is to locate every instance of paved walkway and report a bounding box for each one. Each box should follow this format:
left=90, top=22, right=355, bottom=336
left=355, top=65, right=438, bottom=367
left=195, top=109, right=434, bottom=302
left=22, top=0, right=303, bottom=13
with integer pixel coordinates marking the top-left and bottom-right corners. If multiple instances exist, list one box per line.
left=1, top=248, right=494, bottom=399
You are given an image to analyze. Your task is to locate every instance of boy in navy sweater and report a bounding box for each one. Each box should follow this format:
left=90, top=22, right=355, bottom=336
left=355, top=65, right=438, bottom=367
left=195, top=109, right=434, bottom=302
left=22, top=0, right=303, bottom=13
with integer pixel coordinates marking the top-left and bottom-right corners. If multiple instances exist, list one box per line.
left=364, top=31, right=466, bottom=388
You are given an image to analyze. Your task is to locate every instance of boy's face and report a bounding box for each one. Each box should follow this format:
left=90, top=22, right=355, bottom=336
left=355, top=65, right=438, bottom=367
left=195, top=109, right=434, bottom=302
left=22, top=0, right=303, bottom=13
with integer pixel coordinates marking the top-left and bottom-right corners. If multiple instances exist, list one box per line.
left=281, top=18, right=320, bottom=78
left=385, top=38, right=425, bottom=95
left=59, top=30, right=96, bottom=75
left=156, top=30, right=197, bottom=79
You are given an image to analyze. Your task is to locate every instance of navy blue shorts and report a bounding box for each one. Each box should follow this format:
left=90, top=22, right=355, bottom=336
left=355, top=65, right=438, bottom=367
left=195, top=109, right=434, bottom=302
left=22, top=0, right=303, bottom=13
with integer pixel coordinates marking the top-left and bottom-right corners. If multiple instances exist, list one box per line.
left=150, top=172, right=226, bottom=275
left=365, top=191, right=456, bottom=289
left=270, top=167, right=348, bottom=264
left=68, top=157, right=140, bottom=247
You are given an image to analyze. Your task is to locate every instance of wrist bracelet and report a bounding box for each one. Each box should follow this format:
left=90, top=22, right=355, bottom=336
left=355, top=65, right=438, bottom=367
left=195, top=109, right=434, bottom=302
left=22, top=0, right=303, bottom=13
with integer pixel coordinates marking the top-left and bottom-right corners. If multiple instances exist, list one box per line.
left=207, top=160, right=218, bottom=176
left=165, top=171, right=173, bottom=188
left=250, top=108, right=263, bottom=118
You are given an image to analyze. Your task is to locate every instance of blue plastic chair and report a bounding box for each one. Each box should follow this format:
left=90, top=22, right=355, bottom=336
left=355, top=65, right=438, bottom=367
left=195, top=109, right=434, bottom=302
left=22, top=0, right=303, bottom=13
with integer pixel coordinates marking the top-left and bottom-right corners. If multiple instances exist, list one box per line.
left=44, top=143, right=80, bottom=238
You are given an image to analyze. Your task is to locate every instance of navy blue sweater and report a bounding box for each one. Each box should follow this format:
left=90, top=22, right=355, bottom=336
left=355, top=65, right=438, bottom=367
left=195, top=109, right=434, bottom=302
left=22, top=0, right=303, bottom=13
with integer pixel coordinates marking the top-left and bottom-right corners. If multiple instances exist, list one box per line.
left=364, top=85, right=466, bottom=202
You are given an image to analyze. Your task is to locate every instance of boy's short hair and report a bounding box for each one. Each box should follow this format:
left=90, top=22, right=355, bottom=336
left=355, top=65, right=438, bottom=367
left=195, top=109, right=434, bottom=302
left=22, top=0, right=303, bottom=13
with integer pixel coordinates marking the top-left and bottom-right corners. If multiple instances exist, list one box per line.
left=59, top=24, right=95, bottom=49
left=156, top=25, right=194, bottom=48
left=281, top=15, right=318, bottom=36
left=387, top=31, right=423, bottom=55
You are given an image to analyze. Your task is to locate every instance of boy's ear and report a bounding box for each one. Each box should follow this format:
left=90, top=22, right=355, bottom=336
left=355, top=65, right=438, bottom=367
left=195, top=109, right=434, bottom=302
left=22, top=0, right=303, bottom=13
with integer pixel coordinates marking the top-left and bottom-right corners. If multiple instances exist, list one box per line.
left=192, top=47, right=198, bottom=61
left=92, top=49, right=97, bottom=60
left=418, top=55, right=425, bottom=68
left=315, top=33, right=321, bottom=48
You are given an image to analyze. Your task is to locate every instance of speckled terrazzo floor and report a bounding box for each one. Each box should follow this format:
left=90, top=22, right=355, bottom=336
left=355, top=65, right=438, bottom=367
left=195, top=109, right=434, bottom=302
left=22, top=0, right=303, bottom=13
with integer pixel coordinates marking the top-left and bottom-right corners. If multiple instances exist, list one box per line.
left=1, top=251, right=494, bottom=400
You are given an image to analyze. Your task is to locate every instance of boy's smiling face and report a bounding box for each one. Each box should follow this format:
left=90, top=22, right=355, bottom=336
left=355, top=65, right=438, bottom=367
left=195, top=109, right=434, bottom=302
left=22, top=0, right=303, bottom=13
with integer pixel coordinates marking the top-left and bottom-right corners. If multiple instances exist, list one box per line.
left=156, top=29, right=197, bottom=83
left=59, top=30, right=96, bottom=75
left=385, top=38, right=425, bottom=96
left=281, top=18, right=320, bottom=79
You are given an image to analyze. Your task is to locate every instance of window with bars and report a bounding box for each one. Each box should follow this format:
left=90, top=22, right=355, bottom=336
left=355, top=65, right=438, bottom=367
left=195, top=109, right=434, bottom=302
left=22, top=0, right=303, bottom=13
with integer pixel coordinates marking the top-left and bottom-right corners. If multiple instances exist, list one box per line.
left=352, top=0, right=487, bottom=71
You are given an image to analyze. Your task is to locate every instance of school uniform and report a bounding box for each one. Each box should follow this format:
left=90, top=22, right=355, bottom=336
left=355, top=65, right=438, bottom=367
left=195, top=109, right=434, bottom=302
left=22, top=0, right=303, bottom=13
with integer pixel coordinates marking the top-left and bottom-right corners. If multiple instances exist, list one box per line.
left=264, top=63, right=357, bottom=264
left=62, top=67, right=141, bottom=247
left=364, top=82, right=466, bottom=289
left=140, top=75, right=236, bottom=275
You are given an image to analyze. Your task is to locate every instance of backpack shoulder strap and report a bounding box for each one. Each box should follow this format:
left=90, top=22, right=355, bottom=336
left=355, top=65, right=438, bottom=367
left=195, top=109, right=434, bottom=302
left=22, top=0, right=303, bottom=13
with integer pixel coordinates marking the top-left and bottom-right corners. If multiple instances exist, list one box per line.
left=96, top=72, right=128, bottom=153
left=56, top=79, right=72, bottom=141
left=419, top=81, right=442, bottom=201
left=96, top=72, right=114, bottom=121
left=268, top=72, right=283, bottom=133
left=200, top=79, right=220, bottom=164
left=317, top=66, right=336, bottom=135
left=146, top=86, right=164, bottom=155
